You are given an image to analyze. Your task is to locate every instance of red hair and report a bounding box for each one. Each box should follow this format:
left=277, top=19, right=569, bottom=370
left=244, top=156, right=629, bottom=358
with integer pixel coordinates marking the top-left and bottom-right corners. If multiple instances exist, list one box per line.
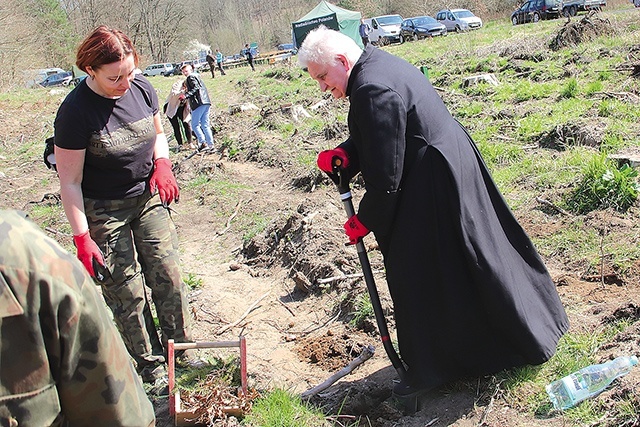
left=76, top=26, right=139, bottom=72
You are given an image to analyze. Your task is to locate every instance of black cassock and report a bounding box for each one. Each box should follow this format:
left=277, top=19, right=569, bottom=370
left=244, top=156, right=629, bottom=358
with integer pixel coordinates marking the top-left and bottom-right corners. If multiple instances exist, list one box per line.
left=338, top=45, right=569, bottom=389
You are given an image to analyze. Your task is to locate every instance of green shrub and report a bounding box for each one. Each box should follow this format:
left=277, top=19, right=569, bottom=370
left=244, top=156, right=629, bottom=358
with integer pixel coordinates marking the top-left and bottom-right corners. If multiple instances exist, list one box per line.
left=565, top=155, right=640, bottom=214
left=560, top=78, right=579, bottom=99
left=183, top=273, right=203, bottom=290
left=349, top=293, right=373, bottom=328
left=584, top=80, right=602, bottom=96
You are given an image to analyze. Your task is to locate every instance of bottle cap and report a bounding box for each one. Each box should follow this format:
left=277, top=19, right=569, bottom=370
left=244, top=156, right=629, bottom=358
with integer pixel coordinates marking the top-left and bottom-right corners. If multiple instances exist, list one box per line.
left=631, top=355, right=639, bottom=365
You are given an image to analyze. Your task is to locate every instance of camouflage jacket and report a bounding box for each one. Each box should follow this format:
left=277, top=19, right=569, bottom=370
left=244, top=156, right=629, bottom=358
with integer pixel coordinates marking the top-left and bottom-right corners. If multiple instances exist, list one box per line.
left=0, top=210, right=155, bottom=427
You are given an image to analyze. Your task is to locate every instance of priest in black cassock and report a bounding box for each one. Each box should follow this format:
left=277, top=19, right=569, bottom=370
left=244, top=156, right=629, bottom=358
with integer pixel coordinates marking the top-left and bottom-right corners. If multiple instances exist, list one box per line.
left=298, top=26, right=569, bottom=398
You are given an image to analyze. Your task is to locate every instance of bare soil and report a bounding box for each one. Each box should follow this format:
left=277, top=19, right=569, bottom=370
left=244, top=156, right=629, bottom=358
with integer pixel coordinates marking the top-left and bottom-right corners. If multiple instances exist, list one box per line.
left=147, top=151, right=640, bottom=427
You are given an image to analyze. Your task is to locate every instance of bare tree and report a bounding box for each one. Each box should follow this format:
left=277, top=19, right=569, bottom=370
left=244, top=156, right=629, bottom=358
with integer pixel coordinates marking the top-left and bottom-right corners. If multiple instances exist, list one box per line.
left=130, top=0, right=186, bottom=62
left=0, top=0, right=41, bottom=87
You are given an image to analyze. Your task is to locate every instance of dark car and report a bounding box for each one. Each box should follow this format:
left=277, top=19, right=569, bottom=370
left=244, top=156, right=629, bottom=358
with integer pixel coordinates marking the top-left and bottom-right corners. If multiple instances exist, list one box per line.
left=163, top=62, right=183, bottom=76
left=39, top=71, right=72, bottom=87
left=511, top=0, right=560, bottom=25
left=400, top=16, right=447, bottom=42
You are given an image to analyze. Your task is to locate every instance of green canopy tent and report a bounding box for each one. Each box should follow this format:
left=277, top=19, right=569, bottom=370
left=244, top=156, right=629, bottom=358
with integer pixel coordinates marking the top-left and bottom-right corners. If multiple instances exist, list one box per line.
left=292, top=0, right=363, bottom=49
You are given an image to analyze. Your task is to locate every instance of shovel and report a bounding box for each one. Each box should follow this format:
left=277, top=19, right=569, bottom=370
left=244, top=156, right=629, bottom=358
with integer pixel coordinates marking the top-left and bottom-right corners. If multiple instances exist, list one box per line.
left=327, top=160, right=415, bottom=411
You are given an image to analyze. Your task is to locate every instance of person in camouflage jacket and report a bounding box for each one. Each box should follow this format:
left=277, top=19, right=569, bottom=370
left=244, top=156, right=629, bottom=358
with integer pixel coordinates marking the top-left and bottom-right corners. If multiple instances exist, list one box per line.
left=0, top=210, right=155, bottom=426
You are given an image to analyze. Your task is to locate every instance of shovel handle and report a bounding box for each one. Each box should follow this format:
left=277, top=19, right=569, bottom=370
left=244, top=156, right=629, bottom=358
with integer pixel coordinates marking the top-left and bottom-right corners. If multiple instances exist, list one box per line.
left=326, top=164, right=408, bottom=381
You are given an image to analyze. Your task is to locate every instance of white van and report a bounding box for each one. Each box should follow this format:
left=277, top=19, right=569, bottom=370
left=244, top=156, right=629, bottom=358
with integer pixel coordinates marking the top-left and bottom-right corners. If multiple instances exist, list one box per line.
left=364, top=14, right=403, bottom=45
left=142, top=63, right=173, bottom=77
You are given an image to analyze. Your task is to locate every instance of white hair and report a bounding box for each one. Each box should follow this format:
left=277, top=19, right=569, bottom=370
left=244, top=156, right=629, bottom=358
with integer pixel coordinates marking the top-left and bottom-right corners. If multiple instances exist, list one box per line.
left=297, top=25, right=363, bottom=69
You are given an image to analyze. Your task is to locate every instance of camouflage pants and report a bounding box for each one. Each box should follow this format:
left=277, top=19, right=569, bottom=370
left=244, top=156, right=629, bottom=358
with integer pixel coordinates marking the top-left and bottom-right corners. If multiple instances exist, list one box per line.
left=84, top=190, right=192, bottom=373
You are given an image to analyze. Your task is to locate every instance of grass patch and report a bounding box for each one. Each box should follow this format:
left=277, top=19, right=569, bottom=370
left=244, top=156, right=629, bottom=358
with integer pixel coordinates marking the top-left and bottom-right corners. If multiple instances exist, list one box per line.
left=560, top=78, right=579, bottom=99
left=497, top=319, right=636, bottom=423
left=565, top=155, right=640, bottom=214
left=183, top=272, right=203, bottom=290
left=349, top=293, right=373, bottom=329
left=243, top=388, right=328, bottom=427
left=241, top=213, right=270, bottom=244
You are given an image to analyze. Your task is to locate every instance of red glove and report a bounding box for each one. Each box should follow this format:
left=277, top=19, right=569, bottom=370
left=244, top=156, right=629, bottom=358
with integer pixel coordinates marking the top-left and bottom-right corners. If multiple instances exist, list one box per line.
left=344, top=215, right=369, bottom=245
left=317, top=147, right=349, bottom=173
left=149, top=158, right=179, bottom=206
left=73, top=230, right=105, bottom=278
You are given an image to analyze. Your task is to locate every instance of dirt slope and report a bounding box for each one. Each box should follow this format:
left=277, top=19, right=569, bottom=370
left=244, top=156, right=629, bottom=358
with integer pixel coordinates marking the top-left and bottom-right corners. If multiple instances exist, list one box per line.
left=3, top=91, right=639, bottom=427
left=150, top=149, right=640, bottom=426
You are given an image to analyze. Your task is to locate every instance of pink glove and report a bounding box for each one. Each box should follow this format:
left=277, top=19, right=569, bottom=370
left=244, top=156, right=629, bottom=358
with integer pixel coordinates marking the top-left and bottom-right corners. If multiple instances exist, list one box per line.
left=344, top=215, right=370, bottom=245
left=73, top=230, right=105, bottom=278
left=317, top=147, right=349, bottom=173
left=149, top=158, right=179, bottom=206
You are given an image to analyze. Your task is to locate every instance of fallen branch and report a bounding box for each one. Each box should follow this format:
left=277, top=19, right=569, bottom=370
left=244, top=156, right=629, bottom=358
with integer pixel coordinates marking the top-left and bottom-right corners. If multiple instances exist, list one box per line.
left=325, top=414, right=357, bottom=424
left=278, top=299, right=296, bottom=317
left=45, top=227, right=71, bottom=237
left=216, top=291, right=269, bottom=335
left=301, top=345, right=375, bottom=399
left=535, top=197, right=572, bottom=216
left=317, top=273, right=363, bottom=284
left=216, top=199, right=244, bottom=236
left=494, top=134, right=515, bottom=141
left=478, top=380, right=503, bottom=426
left=317, top=270, right=384, bottom=285
left=289, top=309, right=342, bottom=338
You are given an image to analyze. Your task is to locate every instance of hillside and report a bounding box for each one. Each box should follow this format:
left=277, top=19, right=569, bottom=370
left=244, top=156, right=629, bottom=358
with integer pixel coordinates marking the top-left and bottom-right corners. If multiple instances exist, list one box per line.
left=1, top=6, right=640, bottom=427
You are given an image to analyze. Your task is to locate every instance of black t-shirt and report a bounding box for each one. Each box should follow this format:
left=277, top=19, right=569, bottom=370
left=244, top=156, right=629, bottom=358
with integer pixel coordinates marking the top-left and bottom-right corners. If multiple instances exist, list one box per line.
left=54, top=74, right=159, bottom=200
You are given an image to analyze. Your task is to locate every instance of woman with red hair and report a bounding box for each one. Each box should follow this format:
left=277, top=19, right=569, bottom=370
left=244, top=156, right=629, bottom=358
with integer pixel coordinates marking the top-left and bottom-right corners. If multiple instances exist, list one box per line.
left=54, top=26, right=196, bottom=388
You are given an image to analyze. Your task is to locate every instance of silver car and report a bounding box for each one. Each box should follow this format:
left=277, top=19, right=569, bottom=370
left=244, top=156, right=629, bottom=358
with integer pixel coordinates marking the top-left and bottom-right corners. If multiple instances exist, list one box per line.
left=435, top=9, right=483, bottom=32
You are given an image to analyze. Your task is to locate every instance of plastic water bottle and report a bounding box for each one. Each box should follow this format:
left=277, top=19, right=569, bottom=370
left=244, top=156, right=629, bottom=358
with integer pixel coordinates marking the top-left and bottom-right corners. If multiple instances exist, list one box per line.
left=546, top=355, right=638, bottom=410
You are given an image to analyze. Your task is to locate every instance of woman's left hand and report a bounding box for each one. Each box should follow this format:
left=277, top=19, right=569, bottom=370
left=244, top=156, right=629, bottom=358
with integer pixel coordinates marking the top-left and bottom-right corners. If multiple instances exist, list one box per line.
left=149, top=158, right=179, bottom=206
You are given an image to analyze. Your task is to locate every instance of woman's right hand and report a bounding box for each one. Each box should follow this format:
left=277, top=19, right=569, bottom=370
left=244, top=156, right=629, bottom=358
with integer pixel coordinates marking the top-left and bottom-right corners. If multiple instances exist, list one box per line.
left=73, top=230, right=105, bottom=278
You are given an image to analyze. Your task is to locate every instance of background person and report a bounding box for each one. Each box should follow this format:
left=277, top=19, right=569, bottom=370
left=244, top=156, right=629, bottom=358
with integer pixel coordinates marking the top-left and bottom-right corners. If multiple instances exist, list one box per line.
left=359, top=18, right=372, bottom=46
left=242, top=43, right=255, bottom=71
left=298, top=26, right=569, bottom=398
left=181, top=63, right=215, bottom=152
left=54, top=25, right=195, bottom=387
left=206, top=50, right=216, bottom=78
left=215, top=48, right=227, bottom=75
left=164, top=79, right=193, bottom=151
left=0, top=209, right=155, bottom=426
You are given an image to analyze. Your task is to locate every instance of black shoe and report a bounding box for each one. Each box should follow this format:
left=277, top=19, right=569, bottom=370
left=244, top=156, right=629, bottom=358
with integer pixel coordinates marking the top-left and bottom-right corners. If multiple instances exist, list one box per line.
left=392, top=378, right=431, bottom=397
left=392, top=379, right=431, bottom=415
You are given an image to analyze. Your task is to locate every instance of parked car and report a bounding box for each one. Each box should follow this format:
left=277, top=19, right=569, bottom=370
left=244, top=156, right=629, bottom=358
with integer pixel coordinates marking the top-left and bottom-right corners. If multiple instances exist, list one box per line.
left=24, top=67, right=65, bottom=88
left=511, top=0, right=560, bottom=24
left=435, top=9, right=483, bottom=32
left=39, top=71, right=73, bottom=87
left=71, top=64, right=88, bottom=86
left=142, top=63, right=173, bottom=77
left=163, top=62, right=183, bottom=76
left=561, top=0, right=606, bottom=17
left=191, top=58, right=209, bottom=72
left=400, top=16, right=447, bottom=42
left=364, top=14, right=404, bottom=45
